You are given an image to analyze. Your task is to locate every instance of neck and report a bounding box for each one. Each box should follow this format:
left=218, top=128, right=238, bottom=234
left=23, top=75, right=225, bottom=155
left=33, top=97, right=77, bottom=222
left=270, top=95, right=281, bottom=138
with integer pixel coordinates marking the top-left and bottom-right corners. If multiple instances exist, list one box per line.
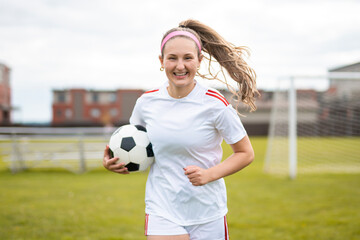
left=167, top=81, right=196, bottom=99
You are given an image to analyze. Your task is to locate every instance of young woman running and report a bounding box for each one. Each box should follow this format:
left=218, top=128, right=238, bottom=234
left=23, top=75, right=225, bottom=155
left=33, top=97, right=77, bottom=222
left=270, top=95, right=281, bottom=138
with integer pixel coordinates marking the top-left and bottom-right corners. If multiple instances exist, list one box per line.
left=103, top=19, right=259, bottom=240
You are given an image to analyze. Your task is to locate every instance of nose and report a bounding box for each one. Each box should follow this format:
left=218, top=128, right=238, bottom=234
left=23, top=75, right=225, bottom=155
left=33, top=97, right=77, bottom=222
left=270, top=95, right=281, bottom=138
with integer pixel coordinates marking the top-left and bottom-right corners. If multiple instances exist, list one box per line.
left=176, top=60, right=185, bottom=70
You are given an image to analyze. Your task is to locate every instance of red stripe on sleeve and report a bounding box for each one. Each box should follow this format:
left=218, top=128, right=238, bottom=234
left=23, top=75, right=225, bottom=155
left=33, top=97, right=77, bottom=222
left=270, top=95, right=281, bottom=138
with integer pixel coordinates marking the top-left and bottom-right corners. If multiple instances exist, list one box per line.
left=144, top=89, right=159, bottom=94
left=207, top=89, right=229, bottom=105
left=206, top=92, right=229, bottom=106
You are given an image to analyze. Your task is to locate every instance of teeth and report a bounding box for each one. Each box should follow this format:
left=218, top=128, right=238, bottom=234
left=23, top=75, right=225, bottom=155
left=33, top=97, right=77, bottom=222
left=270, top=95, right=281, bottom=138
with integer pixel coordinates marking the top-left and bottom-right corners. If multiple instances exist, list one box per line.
left=175, top=73, right=187, bottom=76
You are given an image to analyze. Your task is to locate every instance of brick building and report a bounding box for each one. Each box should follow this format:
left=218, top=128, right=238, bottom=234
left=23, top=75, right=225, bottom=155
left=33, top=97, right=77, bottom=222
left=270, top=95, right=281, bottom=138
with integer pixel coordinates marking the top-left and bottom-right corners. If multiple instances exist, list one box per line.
left=220, top=89, right=320, bottom=136
left=219, top=89, right=273, bottom=135
left=0, top=63, right=11, bottom=125
left=321, top=61, right=360, bottom=135
left=52, top=61, right=359, bottom=132
left=328, top=61, right=360, bottom=99
left=52, top=88, right=144, bottom=126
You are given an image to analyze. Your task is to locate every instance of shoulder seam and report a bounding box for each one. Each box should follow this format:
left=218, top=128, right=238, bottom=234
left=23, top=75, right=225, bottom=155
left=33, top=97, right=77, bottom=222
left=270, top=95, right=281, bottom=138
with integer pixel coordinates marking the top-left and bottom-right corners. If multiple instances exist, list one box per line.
left=205, top=89, right=229, bottom=106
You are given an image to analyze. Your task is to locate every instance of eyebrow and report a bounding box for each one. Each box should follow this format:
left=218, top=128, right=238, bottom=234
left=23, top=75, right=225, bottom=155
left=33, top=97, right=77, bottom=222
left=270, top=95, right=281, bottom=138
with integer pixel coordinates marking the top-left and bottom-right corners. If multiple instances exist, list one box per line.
left=167, top=53, right=195, bottom=56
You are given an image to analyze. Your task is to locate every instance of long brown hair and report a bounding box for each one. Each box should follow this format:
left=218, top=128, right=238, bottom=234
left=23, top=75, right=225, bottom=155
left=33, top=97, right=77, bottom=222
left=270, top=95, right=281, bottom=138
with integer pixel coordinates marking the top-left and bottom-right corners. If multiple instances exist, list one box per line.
left=161, top=19, right=259, bottom=112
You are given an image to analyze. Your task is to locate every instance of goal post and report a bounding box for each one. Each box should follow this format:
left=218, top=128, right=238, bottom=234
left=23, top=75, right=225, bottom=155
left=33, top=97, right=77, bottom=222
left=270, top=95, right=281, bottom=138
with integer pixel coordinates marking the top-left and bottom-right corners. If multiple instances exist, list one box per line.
left=289, top=76, right=297, bottom=179
left=264, top=72, right=360, bottom=178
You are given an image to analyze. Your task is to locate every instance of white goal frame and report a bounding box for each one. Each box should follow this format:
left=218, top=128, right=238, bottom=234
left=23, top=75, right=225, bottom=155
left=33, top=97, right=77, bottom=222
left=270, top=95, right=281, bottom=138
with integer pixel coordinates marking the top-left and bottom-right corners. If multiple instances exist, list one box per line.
left=264, top=72, right=360, bottom=179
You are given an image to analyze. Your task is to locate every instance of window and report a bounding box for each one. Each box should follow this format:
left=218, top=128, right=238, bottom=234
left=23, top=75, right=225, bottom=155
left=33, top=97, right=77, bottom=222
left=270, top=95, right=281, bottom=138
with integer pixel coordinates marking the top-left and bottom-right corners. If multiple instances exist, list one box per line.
left=65, top=109, right=72, bottom=119
left=109, top=93, right=117, bottom=102
left=58, top=92, right=65, bottom=103
left=110, top=108, right=118, bottom=117
left=92, top=92, right=99, bottom=103
left=56, top=109, right=62, bottom=117
left=91, top=108, right=100, bottom=118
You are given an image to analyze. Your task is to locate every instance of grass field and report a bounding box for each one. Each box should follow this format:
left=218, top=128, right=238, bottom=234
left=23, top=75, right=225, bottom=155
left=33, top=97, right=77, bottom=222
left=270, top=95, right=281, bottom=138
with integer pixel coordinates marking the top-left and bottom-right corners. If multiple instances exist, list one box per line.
left=265, top=137, right=360, bottom=174
left=0, top=137, right=359, bottom=240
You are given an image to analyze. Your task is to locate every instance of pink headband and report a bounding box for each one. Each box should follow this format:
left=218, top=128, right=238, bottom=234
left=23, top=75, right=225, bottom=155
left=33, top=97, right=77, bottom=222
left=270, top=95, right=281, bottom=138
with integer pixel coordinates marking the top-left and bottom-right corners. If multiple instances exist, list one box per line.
left=161, top=31, right=202, bottom=53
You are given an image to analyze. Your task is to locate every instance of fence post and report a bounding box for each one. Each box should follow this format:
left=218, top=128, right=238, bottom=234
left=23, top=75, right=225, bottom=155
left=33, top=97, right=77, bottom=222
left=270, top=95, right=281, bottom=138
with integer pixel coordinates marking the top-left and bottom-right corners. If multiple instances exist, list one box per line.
left=78, top=133, right=86, bottom=173
left=10, top=132, right=25, bottom=173
left=10, top=132, right=18, bottom=173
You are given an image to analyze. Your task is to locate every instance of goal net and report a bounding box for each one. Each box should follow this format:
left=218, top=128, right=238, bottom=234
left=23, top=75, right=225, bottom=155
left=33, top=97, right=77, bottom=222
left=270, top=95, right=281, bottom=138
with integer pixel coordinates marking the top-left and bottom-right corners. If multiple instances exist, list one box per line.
left=264, top=73, right=360, bottom=178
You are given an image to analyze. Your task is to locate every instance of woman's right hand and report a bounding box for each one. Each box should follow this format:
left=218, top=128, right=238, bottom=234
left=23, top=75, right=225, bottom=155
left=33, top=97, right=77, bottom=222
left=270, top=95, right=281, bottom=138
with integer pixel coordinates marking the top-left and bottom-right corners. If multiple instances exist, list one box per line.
left=103, top=145, right=130, bottom=174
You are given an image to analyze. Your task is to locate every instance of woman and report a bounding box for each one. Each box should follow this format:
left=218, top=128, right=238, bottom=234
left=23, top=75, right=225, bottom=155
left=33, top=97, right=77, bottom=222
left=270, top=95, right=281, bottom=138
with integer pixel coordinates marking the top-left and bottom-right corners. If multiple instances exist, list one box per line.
left=103, top=19, right=259, bottom=240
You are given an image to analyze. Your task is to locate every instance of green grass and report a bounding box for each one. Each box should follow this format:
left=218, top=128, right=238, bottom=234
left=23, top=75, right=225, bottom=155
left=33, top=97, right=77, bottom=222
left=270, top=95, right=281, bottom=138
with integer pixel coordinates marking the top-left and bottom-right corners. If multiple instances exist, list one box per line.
left=1, top=137, right=359, bottom=240
left=266, top=137, right=360, bottom=174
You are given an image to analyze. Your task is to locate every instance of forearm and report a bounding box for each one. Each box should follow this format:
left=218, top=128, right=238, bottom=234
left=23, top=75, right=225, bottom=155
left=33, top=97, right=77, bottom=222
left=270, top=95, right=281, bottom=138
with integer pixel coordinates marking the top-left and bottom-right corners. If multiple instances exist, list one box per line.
left=184, top=136, right=254, bottom=186
left=207, top=150, right=254, bottom=183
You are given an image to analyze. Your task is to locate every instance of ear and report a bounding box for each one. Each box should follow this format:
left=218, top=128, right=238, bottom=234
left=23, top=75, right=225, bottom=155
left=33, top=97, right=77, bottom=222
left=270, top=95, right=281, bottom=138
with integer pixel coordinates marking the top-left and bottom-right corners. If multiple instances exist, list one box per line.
left=198, top=54, right=203, bottom=66
left=158, top=55, right=164, bottom=67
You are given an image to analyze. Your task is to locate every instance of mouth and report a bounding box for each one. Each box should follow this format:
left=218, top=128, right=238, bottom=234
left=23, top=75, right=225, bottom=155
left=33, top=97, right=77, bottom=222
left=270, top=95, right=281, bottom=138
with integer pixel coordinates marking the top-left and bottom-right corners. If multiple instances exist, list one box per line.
left=174, top=72, right=188, bottom=77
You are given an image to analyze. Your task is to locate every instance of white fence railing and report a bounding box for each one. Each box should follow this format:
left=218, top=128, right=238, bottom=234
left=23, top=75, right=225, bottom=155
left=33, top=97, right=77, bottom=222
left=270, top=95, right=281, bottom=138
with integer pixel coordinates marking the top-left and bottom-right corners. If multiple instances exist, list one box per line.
left=0, top=127, right=116, bottom=173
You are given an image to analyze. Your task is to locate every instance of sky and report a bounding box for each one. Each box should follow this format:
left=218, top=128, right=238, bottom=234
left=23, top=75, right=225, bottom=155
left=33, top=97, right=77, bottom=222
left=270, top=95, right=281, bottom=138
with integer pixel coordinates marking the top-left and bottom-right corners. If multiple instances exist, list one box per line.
left=1, top=0, right=360, bottom=123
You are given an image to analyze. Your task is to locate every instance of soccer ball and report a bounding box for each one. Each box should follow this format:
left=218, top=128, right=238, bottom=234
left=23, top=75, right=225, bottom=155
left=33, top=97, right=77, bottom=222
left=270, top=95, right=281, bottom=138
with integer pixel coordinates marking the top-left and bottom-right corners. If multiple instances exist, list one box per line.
left=108, top=124, right=154, bottom=172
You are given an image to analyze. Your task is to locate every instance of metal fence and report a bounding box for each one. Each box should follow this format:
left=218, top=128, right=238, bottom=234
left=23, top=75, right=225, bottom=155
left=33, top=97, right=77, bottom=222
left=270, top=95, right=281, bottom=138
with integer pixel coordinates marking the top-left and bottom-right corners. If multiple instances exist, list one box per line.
left=0, top=127, right=115, bottom=173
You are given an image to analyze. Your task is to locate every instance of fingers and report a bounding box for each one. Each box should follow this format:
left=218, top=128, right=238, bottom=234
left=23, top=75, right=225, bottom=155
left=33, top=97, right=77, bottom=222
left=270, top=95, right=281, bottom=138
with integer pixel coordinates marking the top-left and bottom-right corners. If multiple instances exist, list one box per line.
left=105, top=159, right=130, bottom=174
left=105, top=156, right=120, bottom=166
left=103, top=145, right=130, bottom=174
left=113, top=167, right=130, bottom=174
left=184, top=166, right=207, bottom=186
left=184, top=166, right=197, bottom=175
left=103, top=145, right=110, bottom=158
left=103, top=152, right=118, bottom=168
left=103, top=145, right=112, bottom=166
left=108, top=161, right=125, bottom=171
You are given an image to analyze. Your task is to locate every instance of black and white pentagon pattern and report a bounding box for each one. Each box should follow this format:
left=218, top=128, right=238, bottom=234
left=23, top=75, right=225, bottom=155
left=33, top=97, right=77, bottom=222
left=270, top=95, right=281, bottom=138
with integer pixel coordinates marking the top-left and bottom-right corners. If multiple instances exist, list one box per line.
left=128, top=130, right=153, bottom=171
left=146, top=143, right=154, bottom=157
left=135, top=125, right=147, bottom=132
left=117, top=125, right=138, bottom=138
left=125, top=162, right=140, bottom=172
left=120, top=137, right=136, bottom=152
left=108, top=124, right=154, bottom=172
left=132, top=130, right=150, bottom=148
left=108, top=148, right=114, bottom=158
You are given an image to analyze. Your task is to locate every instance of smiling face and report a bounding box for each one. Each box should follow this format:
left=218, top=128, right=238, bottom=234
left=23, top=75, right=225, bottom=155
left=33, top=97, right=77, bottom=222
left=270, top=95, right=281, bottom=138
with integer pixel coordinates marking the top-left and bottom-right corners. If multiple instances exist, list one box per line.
left=159, top=37, right=202, bottom=94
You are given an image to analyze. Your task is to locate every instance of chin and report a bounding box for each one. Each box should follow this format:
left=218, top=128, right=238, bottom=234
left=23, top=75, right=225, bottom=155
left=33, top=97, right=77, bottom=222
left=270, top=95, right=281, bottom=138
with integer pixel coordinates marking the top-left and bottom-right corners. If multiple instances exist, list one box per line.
left=171, top=79, right=193, bottom=87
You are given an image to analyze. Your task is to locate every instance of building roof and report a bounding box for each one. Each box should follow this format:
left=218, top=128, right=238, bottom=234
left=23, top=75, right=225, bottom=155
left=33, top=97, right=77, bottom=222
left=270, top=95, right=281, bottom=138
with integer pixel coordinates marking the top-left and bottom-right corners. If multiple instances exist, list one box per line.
left=329, top=61, right=360, bottom=72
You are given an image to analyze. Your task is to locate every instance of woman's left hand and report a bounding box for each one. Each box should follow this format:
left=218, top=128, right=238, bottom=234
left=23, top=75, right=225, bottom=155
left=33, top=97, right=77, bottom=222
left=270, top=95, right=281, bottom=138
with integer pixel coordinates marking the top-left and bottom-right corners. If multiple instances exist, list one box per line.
left=184, top=166, right=211, bottom=186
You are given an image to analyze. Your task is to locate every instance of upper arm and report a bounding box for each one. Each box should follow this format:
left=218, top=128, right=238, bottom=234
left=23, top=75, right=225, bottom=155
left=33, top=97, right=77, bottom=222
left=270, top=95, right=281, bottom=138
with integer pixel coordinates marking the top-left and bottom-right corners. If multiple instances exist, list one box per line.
left=230, top=135, right=254, bottom=160
left=129, top=98, right=145, bottom=126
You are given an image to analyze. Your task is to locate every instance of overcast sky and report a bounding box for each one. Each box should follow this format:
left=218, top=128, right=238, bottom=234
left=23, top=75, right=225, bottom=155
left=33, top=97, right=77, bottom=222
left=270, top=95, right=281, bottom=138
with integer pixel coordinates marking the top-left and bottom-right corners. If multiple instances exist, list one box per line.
left=1, top=0, right=360, bottom=123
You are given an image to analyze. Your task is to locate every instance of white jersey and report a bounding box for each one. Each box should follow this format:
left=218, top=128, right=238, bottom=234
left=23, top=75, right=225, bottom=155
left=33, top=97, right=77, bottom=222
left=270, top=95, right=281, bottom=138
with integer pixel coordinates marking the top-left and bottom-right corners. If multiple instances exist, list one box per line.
left=129, top=80, right=247, bottom=226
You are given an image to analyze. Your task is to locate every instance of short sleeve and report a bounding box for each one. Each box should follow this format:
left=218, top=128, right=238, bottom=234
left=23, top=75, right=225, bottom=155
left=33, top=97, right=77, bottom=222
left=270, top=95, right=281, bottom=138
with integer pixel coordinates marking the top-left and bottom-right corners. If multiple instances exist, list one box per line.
left=129, top=97, right=145, bottom=126
left=214, top=105, right=247, bottom=144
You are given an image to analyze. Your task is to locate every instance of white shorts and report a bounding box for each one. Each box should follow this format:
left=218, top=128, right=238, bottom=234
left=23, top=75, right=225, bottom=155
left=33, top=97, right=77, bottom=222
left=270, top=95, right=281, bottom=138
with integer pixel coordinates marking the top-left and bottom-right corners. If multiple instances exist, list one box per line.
left=144, top=214, right=229, bottom=240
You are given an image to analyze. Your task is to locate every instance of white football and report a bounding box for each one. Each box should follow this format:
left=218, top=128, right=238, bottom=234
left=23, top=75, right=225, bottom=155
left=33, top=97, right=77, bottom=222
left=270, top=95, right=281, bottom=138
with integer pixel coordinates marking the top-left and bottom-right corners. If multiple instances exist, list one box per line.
left=108, top=124, right=154, bottom=172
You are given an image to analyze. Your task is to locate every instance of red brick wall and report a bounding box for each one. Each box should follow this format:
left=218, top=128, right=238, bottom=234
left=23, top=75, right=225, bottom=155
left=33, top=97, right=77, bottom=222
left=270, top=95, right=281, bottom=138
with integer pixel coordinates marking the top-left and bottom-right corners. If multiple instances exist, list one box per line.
left=52, top=89, right=144, bottom=126
left=0, top=64, right=11, bottom=124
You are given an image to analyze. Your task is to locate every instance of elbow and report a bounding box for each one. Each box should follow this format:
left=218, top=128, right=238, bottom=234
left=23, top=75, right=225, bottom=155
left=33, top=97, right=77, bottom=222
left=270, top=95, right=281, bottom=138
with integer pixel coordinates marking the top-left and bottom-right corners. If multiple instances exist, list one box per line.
left=247, top=150, right=255, bottom=165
